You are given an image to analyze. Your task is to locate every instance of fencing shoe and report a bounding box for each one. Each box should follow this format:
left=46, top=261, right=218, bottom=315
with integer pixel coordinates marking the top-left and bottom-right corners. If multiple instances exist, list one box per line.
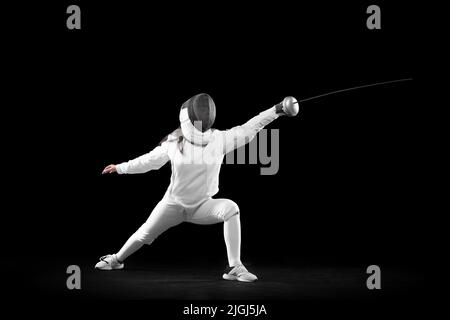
left=223, top=264, right=258, bottom=282
left=95, top=254, right=124, bottom=270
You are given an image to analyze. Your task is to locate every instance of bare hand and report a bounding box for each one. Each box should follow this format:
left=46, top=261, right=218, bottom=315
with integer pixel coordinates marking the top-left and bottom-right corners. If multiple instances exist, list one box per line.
left=102, top=164, right=117, bottom=174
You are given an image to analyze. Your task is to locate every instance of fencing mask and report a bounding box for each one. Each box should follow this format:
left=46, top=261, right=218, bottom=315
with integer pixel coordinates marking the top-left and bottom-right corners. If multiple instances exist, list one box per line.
left=179, top=93, right=216, bottom=146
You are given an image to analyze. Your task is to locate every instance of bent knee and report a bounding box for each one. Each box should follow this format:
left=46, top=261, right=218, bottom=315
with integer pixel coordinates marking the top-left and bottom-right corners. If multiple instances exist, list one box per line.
left=222, top=200, right=240, bottom=221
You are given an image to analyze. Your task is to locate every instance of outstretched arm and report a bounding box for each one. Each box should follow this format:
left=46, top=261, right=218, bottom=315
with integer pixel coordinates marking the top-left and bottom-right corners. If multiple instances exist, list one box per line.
left=103, top=142, right=170, bottom=175
left=220, top=106, right=285, bottom=153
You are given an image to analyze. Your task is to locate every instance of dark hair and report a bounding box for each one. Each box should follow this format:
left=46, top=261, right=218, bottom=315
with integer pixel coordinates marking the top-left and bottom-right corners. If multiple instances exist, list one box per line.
left=159, top=127, right=185, bottom=153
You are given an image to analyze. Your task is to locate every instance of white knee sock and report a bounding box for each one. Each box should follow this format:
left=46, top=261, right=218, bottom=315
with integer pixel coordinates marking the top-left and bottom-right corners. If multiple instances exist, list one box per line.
left=224, top=214, right=242, bottom=267
left=116, top=234, right=145, bottom=262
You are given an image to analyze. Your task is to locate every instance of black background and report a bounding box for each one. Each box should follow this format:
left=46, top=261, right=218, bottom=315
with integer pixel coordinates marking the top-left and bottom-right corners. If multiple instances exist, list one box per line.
left=4, top=0, right=425, bottom=317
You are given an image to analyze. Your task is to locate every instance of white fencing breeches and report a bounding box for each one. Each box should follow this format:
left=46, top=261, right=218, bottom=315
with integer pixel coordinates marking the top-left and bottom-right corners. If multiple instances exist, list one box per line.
left=116, top=196, right=241, bottom=266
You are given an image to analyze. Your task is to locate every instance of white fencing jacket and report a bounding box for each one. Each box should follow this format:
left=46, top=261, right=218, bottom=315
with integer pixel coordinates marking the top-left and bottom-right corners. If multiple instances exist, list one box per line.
left=116, top=106, right=280, bottom=207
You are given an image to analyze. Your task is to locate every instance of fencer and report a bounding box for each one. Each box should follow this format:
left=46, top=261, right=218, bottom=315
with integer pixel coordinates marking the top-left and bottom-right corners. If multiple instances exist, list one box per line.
left=95, top=93, right=298, bottom=282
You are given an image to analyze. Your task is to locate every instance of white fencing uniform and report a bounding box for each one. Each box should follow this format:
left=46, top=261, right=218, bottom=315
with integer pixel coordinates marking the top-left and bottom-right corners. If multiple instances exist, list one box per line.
left=114, top=106, right=280, bottom=264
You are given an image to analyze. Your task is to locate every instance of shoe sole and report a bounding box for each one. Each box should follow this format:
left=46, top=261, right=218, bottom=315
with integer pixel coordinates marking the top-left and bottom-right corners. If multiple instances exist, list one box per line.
left=95, top=264, right=124, bottom=271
